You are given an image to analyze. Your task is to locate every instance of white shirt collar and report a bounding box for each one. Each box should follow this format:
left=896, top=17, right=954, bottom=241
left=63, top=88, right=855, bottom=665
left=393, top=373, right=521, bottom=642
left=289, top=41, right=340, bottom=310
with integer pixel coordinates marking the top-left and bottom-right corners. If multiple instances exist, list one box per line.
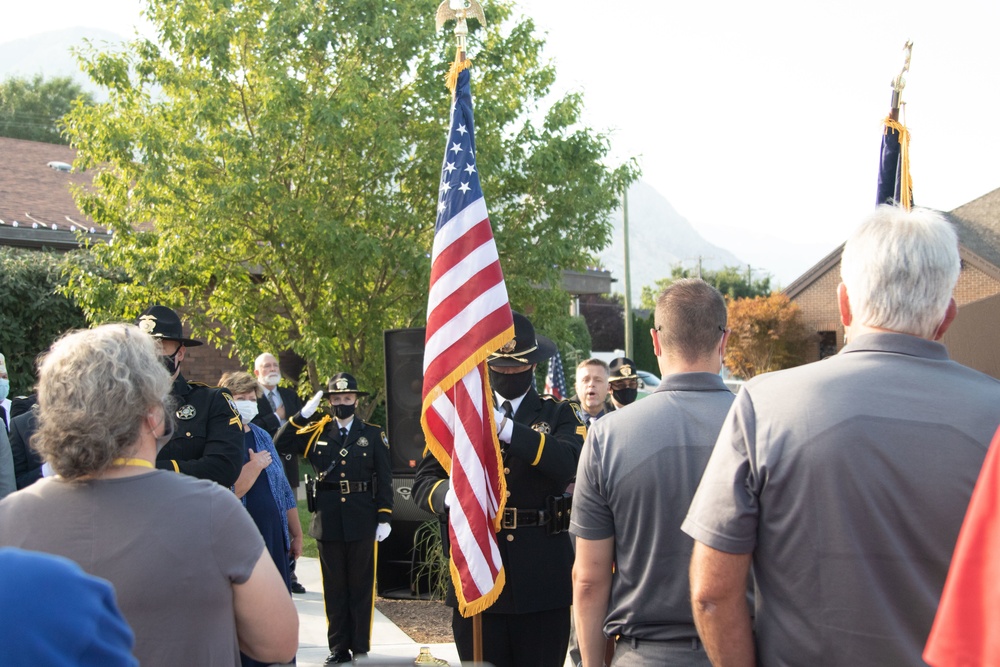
left=494, top=391, right=527, bottom=416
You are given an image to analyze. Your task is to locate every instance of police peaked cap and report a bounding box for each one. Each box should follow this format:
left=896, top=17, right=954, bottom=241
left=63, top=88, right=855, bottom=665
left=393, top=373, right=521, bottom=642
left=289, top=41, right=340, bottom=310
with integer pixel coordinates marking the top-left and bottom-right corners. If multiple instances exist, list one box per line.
left=324, top=372, right=369, bottom=397
left=487, top=311, right=556, bottom=367
left=608, top=357, right=638, bottom=381
left=135, top=305, right=203, bottom=346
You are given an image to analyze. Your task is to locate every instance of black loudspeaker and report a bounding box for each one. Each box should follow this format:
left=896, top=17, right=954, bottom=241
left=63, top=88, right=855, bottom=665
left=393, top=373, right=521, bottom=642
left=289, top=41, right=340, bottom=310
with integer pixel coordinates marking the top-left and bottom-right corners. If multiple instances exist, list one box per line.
left=377, top=474, right=438, bottom=599
left=384, top=328, right=427, bottom=474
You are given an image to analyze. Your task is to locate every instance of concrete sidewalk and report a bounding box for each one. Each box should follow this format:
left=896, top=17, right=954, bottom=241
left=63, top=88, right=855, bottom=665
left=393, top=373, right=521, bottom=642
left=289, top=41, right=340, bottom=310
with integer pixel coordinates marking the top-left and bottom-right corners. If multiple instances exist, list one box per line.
left=293, top=556, right=460, bottom=666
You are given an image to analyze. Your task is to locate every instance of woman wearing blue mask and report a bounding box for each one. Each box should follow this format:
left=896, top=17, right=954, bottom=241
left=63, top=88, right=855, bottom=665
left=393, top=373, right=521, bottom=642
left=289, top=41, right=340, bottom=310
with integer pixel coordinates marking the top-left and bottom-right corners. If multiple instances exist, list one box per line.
left=220, top=370, right=302, bottom=667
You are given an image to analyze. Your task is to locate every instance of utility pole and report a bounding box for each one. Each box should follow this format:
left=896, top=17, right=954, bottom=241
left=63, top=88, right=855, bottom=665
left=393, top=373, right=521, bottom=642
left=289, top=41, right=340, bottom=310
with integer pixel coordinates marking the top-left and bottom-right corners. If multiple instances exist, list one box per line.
left=623, top=188, right=633, bottom=359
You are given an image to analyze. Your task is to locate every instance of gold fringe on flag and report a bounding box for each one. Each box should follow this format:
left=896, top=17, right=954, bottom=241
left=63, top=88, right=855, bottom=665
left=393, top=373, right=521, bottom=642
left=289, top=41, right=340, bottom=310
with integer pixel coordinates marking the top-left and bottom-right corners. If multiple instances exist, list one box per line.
left=446, top=48, right=472, bottom=94
left=883, top=116, right=913, bottom=211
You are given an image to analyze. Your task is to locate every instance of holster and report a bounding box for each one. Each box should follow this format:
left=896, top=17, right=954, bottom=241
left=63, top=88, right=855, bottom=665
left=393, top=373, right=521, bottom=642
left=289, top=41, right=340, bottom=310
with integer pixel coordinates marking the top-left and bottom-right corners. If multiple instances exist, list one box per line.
left=544, top=492, right=573, bottom=535
left=304, top=475, right=317, bottom=513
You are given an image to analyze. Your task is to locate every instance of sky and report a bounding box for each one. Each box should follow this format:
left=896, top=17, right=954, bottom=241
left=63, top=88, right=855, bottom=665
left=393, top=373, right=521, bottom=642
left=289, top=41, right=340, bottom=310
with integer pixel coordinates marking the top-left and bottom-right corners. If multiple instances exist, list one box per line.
left=4, top=0, right=999, bottom=285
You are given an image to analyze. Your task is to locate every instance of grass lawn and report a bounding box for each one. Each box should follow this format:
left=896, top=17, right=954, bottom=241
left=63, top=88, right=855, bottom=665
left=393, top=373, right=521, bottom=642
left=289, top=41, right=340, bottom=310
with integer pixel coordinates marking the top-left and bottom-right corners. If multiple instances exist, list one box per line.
left=297, top=459, right=319, bottom=559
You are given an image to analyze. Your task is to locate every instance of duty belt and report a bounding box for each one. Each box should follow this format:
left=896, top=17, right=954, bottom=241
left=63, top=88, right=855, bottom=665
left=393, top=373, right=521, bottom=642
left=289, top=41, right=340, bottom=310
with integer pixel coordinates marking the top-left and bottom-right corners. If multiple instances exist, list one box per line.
left=316, top=480, right=370, bottom=494
left=501, top=507, right=550, bottom=529
left=501, top=493, right=573, bottom=534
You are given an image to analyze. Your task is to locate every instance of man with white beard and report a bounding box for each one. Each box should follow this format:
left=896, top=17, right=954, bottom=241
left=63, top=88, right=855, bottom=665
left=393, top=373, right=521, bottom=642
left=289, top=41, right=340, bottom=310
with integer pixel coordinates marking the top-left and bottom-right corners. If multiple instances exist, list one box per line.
left=252, top=352, right=306, bottom=593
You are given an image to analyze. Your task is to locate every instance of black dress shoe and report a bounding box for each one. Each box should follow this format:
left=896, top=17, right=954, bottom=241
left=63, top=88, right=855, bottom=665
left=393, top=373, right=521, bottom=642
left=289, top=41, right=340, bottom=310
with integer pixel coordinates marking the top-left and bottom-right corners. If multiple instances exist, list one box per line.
left=290, top=580, right=306, bottom=594
left=323, top=651, right=352, bottom=665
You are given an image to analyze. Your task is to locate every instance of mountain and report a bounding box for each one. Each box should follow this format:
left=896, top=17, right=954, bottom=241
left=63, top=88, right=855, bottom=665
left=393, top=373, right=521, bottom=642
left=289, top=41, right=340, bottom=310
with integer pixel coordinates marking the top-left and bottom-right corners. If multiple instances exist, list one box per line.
left=598, top=181, right=744, bottom=301
left=0, top=28, right=128, bottom=97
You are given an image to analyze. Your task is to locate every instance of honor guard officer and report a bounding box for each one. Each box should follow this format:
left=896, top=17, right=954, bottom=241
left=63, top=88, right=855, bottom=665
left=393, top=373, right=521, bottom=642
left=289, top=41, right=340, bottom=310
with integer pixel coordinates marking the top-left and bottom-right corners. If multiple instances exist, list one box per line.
left=607, top=357, right=641, bottom=409
left=413, top=311, right=587, bottom=667
left=135, top=305, right=243, bottom=488
left=279, top=373, right=393, bottom=666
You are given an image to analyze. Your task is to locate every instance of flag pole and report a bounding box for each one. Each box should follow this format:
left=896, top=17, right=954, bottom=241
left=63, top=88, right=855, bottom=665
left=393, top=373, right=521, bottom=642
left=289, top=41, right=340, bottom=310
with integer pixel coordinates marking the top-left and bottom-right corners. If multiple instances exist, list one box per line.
left=877, top=40, right=913, bottom=209
left=435, top=2, right=489, bottom=663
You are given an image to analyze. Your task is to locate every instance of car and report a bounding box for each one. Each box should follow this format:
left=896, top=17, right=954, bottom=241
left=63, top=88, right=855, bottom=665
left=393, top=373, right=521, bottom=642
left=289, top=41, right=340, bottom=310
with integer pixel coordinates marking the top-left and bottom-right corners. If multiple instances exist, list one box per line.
left=636, top=370, right=660, bottom=399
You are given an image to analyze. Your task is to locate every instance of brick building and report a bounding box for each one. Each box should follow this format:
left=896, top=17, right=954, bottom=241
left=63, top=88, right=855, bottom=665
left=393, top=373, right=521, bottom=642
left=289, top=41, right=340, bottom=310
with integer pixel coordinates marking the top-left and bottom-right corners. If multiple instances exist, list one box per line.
left=784, top=187, right=1000, bottom=378
left=0, top=136, right=244, bottom=385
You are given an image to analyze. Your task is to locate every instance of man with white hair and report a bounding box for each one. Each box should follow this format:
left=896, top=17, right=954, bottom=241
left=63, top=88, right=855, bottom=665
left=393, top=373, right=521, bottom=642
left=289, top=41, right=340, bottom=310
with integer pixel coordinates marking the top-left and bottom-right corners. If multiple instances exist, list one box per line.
left=251, top=351, right=306, bottom=593
left=683, top=205, right=1000, bottom=666
left=252, top=352, right=303, bottom=483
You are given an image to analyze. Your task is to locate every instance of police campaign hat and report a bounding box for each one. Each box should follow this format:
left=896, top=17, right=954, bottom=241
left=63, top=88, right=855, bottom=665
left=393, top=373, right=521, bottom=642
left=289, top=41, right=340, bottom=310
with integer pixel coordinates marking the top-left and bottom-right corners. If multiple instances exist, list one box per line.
left=135, top=305, right=203, bottom=347
left=487, top=311, right=556, bottom=367
left=324, top=372, right=369, bottom=397
left=608, top=357, right=638, bottom=381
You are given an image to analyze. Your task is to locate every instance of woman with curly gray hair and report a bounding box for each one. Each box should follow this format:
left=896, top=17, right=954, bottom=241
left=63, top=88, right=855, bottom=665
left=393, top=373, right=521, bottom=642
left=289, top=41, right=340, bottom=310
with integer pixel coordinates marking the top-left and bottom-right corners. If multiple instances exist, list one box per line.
left=0, top=324, right=298, bottom=667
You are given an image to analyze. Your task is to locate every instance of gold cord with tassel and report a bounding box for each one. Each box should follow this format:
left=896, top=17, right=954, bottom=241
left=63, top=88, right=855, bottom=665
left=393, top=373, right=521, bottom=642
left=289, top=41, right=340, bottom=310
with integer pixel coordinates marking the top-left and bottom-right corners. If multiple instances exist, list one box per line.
left=446, top=47, right=473, bottom=94
left=883, top=116, right=913, bottom=211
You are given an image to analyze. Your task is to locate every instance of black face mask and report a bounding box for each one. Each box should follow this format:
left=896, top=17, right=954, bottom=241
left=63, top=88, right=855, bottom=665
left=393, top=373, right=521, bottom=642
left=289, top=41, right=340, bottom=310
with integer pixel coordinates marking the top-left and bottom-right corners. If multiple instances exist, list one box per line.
left=612, top=387, right=638, bottom=406
left=489, top=367, right=535, bottom=400
left=333, top=403, right=356, bottom=419
left=161, top=348, right=180, bottom=376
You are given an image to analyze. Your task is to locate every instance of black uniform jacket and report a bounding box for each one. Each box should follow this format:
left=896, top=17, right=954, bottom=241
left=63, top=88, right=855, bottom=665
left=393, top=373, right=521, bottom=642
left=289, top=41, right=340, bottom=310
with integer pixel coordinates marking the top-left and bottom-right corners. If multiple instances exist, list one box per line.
left=280, top=411, right=393, bottom=542
left=413, top=388, right=586, bottom=614
left=10, top=410, right=41, bottom=490
left=252, top=386, right=304, bottom=485
left=156, top=374, right=244, bottom=488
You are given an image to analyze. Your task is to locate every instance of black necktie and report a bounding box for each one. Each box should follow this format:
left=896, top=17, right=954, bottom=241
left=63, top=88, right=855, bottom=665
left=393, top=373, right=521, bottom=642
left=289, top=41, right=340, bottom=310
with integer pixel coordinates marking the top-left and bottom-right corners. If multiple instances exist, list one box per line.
left=340, top=427, right=348, bottom=441
left=502, top=400, right=513, bottom=420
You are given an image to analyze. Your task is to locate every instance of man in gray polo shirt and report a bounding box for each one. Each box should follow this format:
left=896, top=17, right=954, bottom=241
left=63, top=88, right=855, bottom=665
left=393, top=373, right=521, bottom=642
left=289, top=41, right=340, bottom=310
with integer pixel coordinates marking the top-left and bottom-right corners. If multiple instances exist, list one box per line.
left=572, top=279, right=735, bottom=667
left=684, top=205, right=1000, bottom=667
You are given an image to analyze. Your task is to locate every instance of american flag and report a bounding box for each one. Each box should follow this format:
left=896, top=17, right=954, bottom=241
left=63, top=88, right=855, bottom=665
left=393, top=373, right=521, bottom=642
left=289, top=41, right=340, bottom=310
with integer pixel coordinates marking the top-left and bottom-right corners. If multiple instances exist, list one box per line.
left=420, top=66, right=512, bottom=617
left=544, top=349, right=567, bottom=400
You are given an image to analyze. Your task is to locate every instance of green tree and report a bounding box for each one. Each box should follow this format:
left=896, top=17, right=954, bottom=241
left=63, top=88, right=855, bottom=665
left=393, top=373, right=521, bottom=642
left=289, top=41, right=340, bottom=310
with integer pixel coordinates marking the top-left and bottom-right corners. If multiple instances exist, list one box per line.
left=725, top=293, right=815, bottom=379
left=640, top=264, right=771, bottom=309
left=0, top=248, right=89, bottom=394
left=61, top=0, right=638, bottom=395
left=0, top=75, right=94, bottom=144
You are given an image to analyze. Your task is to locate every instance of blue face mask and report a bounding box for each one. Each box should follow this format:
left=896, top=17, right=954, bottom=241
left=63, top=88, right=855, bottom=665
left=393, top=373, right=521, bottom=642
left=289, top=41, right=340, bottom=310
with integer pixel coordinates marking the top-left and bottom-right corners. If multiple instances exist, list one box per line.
left=0, top=378, right=9, bottom=402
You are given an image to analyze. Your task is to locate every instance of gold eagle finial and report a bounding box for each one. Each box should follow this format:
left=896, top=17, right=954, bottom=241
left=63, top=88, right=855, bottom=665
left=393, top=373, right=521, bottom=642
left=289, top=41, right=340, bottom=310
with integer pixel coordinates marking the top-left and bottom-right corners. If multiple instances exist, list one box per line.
left=436, top=0, right=486, bottom=32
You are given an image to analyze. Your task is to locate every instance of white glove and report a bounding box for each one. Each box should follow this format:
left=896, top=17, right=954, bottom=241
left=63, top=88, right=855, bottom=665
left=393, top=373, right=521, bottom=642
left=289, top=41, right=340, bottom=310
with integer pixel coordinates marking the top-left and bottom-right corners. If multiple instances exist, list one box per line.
left=444, top=486, right=458, bottom=510
left=494, top=408, right=512, bottom=444
left=494, top=408, right=507, bottom=434
left=301, top=390, right=324, bottom=419
left=375, top=523, right=392, bottom=542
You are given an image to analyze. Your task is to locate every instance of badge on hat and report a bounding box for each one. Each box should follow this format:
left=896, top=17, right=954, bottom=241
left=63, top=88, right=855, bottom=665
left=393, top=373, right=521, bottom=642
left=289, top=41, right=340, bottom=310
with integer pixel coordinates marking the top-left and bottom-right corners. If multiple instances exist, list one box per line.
left=137, top=315, right=157, bottom=335
left=335, top=377, right=349, bottom=391
left=177, top=404, right=196, bottom=420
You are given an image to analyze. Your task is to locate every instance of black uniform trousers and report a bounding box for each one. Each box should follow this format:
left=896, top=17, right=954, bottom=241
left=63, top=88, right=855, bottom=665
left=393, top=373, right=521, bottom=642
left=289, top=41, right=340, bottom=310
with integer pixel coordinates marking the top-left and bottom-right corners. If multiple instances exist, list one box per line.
left=452, top=607, right=570, bottom=667
left=318, top=537, right=377, bottom=654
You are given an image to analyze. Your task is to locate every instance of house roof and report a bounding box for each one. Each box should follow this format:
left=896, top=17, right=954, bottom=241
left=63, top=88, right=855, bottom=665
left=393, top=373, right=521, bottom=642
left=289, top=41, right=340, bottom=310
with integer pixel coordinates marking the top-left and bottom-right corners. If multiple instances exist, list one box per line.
left=0, top=136, right=109, bottom=250
left=784, top=188, right=1000, bottom=299
left=945, top=187, right=1000, bottom=269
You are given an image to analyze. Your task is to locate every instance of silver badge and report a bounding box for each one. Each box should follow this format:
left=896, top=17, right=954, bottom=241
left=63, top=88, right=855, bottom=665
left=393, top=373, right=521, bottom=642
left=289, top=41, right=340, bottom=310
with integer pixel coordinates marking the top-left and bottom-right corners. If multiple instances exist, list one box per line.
left=177, top=404, right=196, bottom=420
left=531, top=422, right=551, bottom=434
left=137, top=315, right=157, bottom=334
left=356, top=437, right=369, bottom=448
